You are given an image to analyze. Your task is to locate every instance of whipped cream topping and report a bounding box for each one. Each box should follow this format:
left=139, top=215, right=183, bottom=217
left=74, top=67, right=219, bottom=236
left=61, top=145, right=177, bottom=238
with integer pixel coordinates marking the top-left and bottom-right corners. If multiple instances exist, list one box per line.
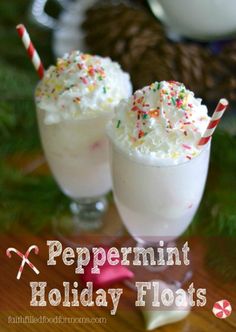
left=35, top=51, right=132, bottom=124
left=108, top=81, right=210, bottom=165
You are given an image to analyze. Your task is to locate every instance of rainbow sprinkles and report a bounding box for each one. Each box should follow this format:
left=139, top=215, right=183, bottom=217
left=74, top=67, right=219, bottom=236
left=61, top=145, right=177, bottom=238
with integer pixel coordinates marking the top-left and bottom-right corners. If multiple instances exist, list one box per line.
left=35, top=51, right=132, bottom=124
left=110, top=81, right=211, bottom=165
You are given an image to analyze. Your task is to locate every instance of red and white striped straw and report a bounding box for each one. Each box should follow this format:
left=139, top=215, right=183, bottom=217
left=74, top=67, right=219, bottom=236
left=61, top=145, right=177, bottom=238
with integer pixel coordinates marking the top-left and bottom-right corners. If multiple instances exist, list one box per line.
left=16, top=24, right=44, bottom=79
left=198, top=98, right=228, bottom=146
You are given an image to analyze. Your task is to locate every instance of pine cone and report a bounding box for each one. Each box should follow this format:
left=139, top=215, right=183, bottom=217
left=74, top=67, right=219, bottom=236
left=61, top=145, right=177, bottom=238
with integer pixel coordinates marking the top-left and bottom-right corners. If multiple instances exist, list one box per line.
left=82, top=2, right=166, bottom=73
left=205, top=42, right=236, bottom=102
left=133, top=43, right=212, bottom=98
left=220, top=41, right=236, bottom=71
left=82, top=2, right=236, bottom=103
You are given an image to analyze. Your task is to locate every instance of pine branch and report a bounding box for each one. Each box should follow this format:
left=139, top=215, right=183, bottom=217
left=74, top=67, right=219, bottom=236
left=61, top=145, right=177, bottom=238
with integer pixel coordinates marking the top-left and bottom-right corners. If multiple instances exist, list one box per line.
left=186, top=130, right=236, bottom=237
left=0, top=163, right=69, bottom=233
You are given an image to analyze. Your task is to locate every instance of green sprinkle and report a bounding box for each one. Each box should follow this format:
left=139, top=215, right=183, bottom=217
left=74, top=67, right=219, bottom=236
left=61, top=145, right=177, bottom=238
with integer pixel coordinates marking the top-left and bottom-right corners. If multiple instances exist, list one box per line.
left=171, top=97, right=176, bottom=105
left=98, top=76, right=103, bottom=81
left=143, top=114, right=149, bottom=119
left=116, top=120, right=121, bottom=128
left=157, top=82, right=161, bottom=90
left=103, top=86, right=107, bottom=94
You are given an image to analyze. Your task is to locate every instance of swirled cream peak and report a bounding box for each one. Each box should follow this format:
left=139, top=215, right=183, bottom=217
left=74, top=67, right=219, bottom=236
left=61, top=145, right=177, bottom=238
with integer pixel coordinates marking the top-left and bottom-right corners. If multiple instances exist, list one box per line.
left=35, top=51, right=132, bottom=124
left=109, top=81, right=210, bottom=165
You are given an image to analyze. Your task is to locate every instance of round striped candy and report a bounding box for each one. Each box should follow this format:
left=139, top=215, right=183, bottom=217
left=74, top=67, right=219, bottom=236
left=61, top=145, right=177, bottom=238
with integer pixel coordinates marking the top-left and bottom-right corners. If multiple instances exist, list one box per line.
left=212, top=299, right=232, bottom=319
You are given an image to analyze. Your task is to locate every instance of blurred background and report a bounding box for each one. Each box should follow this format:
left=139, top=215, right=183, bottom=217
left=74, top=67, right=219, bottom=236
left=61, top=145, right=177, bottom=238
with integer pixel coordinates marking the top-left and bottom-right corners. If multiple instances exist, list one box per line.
left=0, top=0, right=236, bottom=232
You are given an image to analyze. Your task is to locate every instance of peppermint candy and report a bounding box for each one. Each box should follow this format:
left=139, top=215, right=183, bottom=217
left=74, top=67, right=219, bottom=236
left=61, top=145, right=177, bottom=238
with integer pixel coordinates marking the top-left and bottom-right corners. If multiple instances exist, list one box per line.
left=212, top=299, right=232, bottom=319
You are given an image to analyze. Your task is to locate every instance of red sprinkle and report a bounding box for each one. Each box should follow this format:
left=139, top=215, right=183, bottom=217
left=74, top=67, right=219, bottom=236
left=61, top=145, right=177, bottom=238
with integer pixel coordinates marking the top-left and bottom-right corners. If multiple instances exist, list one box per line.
left=80, top=77, right=88, bottom=84
left=132, top=105, right=142, bottom=113
left=88, top=67, right=95, bottom=76
left=176, top=99, right=183, bottom=108
left=138, top=130, right=145, bottom=138
left=182, top=144, right=191, bottom=150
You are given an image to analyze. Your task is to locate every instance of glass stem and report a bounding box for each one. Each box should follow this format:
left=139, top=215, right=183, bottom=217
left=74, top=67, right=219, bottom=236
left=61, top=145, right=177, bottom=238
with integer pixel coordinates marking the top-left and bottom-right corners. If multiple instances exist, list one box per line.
left=70, top=195, right=108, bottom=231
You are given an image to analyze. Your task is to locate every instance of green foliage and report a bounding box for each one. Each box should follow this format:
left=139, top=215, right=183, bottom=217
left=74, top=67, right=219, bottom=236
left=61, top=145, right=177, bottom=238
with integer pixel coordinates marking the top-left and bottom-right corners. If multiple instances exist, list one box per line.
left=0, top=0, right=54, bottom=71
left=185, top=130, right=236, bottom=281
left=0, top=0, right=57, bottom=233
left=0, top=59, right=35, bottom=99
left=0, top=163, right=68, bottom=233
left=0, top=60, right=40, bottom=156
left=186, top=130, right=236, bottom=237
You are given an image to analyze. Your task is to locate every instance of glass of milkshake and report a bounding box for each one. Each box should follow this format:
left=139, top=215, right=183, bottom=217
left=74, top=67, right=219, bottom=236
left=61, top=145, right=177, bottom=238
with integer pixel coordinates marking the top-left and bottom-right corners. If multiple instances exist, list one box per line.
left=35, top=51, right=132, bottom=237
left=108, top=81, right=210, bottom=246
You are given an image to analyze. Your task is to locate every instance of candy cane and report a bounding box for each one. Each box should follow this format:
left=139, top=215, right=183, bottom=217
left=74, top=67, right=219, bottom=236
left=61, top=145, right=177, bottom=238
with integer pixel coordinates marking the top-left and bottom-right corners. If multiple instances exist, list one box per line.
left=16, top=24, right=44, bottom=79
left=6, top=245, right=40, bottom=280
left=198, top=98, right=228, bottom=146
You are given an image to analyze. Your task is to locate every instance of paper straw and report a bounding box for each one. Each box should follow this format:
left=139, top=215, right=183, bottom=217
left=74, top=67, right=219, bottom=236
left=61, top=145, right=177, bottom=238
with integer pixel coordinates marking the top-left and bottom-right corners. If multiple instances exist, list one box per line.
left=16, top=24, right=44, bottom=79
left=198, top=98, right=228, bottom=146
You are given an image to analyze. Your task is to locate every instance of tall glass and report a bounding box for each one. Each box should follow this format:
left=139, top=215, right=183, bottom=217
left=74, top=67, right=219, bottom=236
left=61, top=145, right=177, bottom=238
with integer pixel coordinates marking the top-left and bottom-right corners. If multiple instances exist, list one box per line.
left=36, top=104, right=113, bottom=236
left=109, top=139, right=211, bottom=244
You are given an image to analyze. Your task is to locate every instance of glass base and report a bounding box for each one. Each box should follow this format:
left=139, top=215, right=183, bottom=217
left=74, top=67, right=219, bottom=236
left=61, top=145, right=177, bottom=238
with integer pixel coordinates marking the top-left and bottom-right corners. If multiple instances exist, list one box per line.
left=122, top=237, right=193, bottom=288
left=53, top=195, right=124, bottom=248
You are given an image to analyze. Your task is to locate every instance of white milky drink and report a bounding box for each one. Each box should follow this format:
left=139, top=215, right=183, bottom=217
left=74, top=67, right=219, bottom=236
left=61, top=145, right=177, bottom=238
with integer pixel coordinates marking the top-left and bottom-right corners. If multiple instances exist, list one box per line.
left=108, top=81, right=211, bottom=242
left=37, top=108, right=112, bottom=198
left=110, top=141, right=210, bottom=243
left=35, top=51, right=132, bottom=200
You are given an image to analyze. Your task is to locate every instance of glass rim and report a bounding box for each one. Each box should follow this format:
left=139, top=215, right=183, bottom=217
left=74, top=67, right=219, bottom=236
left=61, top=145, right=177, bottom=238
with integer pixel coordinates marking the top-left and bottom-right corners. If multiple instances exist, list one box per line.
left=107, top=131, right=211, bottom=169
left=34, top=84, right=116, bottom=123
